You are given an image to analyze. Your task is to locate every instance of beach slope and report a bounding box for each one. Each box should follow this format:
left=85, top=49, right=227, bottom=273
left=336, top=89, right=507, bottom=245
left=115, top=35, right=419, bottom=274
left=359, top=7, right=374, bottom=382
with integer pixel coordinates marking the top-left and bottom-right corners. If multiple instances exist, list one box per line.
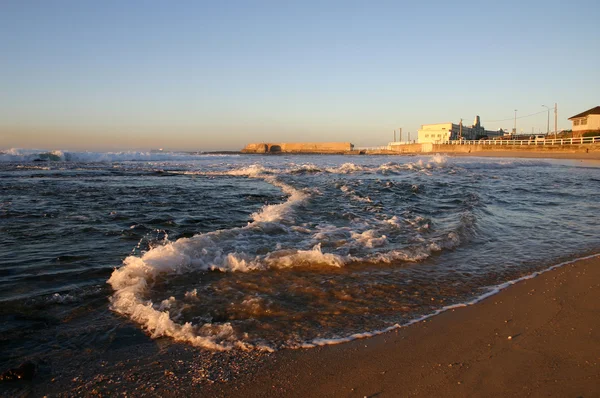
left=203, top=255, right=600, bottom=397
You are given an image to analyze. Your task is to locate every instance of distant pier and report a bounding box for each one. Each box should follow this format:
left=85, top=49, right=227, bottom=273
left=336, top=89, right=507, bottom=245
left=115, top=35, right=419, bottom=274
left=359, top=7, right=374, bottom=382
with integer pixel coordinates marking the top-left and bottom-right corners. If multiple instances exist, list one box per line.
left=242, top=142, right=354, bottom=154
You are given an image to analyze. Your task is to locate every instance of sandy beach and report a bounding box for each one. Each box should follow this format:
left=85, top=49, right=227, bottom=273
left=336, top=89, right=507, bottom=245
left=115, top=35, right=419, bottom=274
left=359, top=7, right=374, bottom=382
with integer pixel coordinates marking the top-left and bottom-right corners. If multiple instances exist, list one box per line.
left=197, top=254, right=600, bottom=398
left=8, top=254, right=598, bottom=398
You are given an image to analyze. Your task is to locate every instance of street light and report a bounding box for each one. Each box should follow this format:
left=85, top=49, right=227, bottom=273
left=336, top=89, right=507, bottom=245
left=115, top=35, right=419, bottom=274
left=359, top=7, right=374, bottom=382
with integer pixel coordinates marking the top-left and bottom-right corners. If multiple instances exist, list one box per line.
left=542, top=105, right=550, bottom=135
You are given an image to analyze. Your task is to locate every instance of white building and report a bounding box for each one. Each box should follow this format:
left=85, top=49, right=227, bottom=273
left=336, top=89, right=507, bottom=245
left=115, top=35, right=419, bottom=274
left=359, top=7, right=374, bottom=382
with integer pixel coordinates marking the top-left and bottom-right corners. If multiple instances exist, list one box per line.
left=568, top=106, right=600, bottom=137
left=417, top=116, right=503, bottom=143
left=417, top=123, right=455, bottom=143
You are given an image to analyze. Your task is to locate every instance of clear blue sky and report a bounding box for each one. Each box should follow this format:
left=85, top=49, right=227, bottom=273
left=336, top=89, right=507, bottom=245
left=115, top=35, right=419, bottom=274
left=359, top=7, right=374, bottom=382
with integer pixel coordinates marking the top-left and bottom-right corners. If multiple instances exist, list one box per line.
left=1, top=0, right=599, bottom=151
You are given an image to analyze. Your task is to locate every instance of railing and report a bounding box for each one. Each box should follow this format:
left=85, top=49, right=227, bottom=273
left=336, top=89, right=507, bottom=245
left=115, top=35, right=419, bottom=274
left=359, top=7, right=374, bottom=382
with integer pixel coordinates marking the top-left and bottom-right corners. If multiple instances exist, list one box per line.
left=355, top=136, right=600, bottom=152
left=440, top=136, right=600, bottom=146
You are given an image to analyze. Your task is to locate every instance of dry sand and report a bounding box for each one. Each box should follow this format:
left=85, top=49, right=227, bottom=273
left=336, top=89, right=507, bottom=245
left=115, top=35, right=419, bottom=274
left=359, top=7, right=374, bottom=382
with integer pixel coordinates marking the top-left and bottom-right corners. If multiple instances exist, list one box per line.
left=200, top=255, right=600, bottom=397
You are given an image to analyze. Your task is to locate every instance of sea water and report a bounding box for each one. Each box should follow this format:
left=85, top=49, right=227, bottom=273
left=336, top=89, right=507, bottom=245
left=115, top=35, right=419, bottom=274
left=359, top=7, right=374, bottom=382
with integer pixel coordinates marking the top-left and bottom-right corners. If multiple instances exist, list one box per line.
left=1, top=150, right=599, bottom=361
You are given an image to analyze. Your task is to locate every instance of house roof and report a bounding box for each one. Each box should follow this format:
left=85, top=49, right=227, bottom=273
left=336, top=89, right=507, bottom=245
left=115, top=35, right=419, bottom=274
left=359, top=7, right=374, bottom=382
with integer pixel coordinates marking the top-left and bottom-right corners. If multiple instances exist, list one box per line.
left=568, top=106, right=600, bottom=120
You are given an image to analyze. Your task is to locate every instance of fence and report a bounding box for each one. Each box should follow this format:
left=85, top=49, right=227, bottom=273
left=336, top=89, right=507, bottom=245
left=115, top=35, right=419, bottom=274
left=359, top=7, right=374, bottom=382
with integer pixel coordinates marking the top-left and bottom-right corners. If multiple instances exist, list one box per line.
left=440, top=136, right=600, bottom=146
left=355, top=136, right=600, bottom=152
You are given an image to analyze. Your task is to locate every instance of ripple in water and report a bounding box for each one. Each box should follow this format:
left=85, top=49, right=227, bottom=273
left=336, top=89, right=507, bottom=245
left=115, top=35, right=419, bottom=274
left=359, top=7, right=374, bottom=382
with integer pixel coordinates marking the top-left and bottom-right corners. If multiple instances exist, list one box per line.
left=103, top=155, right=600, bottom=350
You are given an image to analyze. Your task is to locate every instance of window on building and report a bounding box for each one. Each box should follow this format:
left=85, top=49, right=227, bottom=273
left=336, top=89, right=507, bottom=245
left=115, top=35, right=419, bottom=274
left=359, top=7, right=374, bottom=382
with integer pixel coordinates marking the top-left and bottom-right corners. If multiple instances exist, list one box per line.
left=574, top=120, right=580, bottom=126
left=581, top=118, right=587, bottom=125
left=425, top=134, right=429, bottom=138
left=437, top=134, right=441, bottom=138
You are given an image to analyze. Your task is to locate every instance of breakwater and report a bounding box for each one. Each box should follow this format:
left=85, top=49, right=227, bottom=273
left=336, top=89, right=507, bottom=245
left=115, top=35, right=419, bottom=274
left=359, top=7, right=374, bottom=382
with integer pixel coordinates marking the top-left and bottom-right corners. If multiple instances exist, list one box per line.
left=242, top=142, right=353, bottom=154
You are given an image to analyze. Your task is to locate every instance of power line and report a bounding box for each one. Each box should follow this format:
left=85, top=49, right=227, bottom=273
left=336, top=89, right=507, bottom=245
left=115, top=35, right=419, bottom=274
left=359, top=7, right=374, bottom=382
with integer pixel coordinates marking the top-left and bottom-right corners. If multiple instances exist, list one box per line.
left=485, top=110, right=547, bottom=123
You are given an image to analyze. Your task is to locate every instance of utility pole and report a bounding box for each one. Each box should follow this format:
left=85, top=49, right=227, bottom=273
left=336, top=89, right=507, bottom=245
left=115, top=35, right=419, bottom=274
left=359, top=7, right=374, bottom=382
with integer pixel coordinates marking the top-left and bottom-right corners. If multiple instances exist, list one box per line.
left=542, top=105, right=550, bottom=135
left=459, top=118, right=463, bottom=140
left=554, top=103, right=558, bottom=139
left=399, top=128, right=402, bottom=142
left=514, top=109, right=518, bottom=136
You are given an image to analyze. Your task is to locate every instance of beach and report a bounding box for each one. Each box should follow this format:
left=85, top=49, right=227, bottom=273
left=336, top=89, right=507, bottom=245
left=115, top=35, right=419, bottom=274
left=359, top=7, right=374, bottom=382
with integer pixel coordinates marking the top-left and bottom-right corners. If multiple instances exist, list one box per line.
left=199, top=254, right=600, bottom=398
left=20, top=253, right=598, bottom=397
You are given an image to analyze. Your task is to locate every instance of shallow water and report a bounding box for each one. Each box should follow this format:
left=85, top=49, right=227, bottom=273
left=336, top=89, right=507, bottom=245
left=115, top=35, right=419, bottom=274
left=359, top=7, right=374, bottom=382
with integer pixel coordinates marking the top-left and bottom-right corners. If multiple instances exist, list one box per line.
left=1, top=152, right=599, bottom=362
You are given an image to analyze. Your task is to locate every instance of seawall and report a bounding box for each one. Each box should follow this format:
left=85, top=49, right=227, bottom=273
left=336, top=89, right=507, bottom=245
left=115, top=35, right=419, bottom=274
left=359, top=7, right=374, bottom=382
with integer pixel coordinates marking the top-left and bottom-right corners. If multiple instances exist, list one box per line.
left=430, top=143, right=599, bottom=154
left=364, top=142, right=600, bottom=156
left=240, top=141, right=600, bottom=158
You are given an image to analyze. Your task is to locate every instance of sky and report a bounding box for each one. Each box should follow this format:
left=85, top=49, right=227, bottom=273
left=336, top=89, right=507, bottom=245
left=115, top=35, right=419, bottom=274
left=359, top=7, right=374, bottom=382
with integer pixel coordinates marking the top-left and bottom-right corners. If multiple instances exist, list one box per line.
left=1, top=0, right=599, bottom=151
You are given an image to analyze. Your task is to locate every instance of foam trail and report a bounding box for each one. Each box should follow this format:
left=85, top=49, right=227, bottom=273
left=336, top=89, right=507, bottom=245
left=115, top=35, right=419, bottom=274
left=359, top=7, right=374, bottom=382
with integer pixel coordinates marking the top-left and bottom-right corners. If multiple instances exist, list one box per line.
left=108, top=167, right=311, bottom=350
left=250, top=176, right=308, bottom=223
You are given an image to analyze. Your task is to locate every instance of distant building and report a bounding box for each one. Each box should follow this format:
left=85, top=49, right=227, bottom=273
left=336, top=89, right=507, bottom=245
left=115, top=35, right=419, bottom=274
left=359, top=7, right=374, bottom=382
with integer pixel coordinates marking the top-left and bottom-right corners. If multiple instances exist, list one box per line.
left=417, top=116, right=503, bottom=143
left=568, top=106, right=600, bottom=137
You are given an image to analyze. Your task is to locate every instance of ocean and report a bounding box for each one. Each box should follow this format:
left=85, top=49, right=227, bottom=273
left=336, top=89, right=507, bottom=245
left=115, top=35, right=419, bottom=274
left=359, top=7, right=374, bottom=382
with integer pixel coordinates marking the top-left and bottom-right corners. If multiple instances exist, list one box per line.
left=1, top=149, right=599, bottom=388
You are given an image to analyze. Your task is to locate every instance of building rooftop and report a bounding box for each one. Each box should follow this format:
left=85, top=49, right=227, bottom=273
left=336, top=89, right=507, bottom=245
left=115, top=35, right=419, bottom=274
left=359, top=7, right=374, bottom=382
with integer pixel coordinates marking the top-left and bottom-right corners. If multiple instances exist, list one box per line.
left=568, top=106, right=600, bottom=120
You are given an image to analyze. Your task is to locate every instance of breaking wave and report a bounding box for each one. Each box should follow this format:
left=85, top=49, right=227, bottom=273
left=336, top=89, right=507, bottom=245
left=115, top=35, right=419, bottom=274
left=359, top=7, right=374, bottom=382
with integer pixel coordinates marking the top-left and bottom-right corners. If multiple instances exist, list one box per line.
left=108, top=158, right=476, bottom=351
left=0, top=148, right=236, bottom=163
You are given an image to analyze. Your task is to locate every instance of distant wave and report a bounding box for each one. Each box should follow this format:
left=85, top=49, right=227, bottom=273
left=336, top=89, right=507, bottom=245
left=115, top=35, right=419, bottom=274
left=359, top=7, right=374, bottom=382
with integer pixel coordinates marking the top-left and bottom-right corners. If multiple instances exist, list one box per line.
left=0, top=148, right=238, bottom=162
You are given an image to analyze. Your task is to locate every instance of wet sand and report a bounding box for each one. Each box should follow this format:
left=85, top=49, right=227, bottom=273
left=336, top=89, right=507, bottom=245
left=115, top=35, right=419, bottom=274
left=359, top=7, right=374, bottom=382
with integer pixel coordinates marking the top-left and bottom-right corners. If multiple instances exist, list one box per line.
left=200, top=255, right=600, bottom=397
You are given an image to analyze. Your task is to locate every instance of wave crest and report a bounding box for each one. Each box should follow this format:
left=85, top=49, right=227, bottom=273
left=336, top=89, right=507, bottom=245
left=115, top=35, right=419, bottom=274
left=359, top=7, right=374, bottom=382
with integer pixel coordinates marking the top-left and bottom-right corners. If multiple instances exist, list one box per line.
left=0, top=148, right=235, bottom=162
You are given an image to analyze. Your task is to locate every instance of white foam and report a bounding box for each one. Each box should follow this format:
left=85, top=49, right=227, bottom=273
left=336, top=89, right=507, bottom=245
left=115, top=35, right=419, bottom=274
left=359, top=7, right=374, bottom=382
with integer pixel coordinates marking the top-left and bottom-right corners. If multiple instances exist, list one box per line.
left=339, top=185, right=373, bottom=203
left=265, top=244, right=347, bottom=269
left=109, top=229, right=352, bottom=350
left=225, top=164, right=272, bottom=178
left=48, top=292, right=78, bottom=304
left=384, top=216, right=403, bottom=228
left=108, top=165, right=316, bottom=350
left=326, top=163, right=365, bottom=174
left=351, top=230, right=388, bottom=248
left=377, top=162, right=403, bottom=174
left=107, top=242, right=262, bottom=350
left=250, top=177, right=308, bottom=223
left=367, top=248, right=430, bottom=263
left=15, top=164, right=51, bottom=170
left=287, top=163, right=323, bottom=174
left=430, top=153, right=447, bottom=165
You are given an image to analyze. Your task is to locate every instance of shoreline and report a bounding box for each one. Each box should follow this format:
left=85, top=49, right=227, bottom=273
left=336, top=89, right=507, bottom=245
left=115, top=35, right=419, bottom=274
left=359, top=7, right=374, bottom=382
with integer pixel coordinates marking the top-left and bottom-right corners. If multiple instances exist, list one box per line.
left=12, top=254, right=599, bottom=397
left=199, top=253, right=600, bottom=397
